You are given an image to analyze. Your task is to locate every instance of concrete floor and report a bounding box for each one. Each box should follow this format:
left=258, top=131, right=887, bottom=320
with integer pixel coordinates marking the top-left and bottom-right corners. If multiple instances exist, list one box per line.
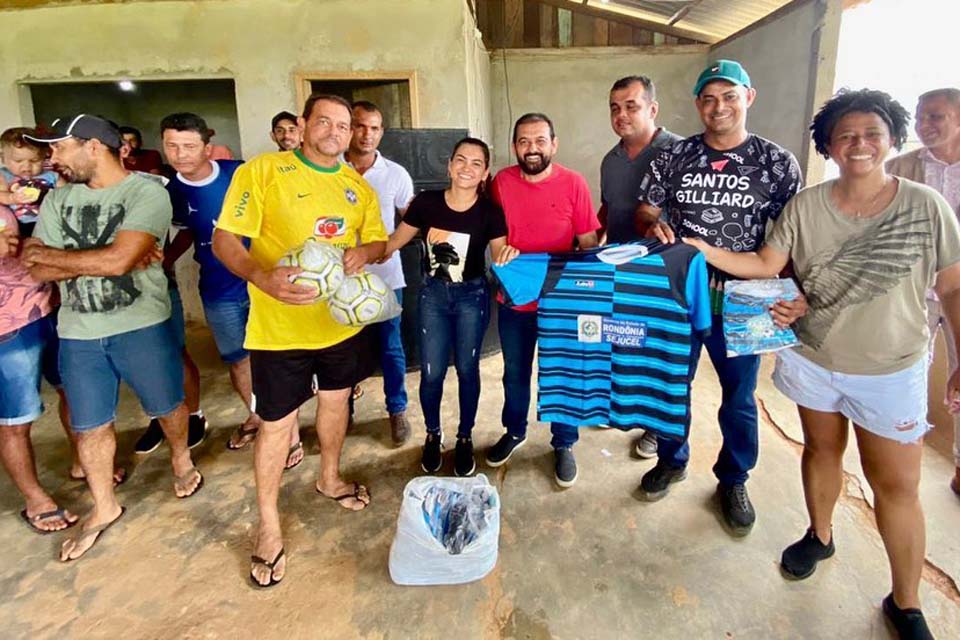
left=1, top=326, right=958, bottom=640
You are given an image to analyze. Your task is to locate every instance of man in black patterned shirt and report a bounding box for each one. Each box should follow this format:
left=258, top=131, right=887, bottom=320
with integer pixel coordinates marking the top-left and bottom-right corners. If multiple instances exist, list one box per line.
left=634, top=60, right=804, bottom=537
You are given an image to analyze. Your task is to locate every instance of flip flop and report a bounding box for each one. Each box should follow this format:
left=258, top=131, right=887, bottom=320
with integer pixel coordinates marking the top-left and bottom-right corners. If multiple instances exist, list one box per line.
left=20, top=508, right=78, bottom=535
left=284, top=442, right=304, bottom=471
left=226, top=423, right=260, bottom=450
left=174, top=467, right=204, bottom=499
left=316, top=481, right=370, bottom=510
left=60, top=506, right=126, bottom=562
left=250, top=547, right=285, bottom=588
left=69, top=467, right=127, bottom=487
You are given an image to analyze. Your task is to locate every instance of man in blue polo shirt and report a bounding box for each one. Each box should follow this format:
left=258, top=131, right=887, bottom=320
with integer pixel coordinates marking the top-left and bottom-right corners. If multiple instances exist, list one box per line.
left=158, top=113, right=303, bottom=468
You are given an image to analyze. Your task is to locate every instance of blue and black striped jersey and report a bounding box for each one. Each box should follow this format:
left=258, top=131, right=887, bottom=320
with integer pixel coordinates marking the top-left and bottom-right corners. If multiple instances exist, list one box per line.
left=493, top=241, right=711, bottom=440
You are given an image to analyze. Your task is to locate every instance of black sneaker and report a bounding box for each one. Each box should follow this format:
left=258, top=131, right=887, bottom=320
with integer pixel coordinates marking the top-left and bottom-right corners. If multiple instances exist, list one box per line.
left=134, top=418, right=165, bottom=454
left=421, top=432, right=443, bottom=474
left=717, top=483, right=756, bottom=536
left=638, top=462, right=687, bottom=501
left=882, top=593, right=934, bottom=640
left=554, top=447, right=578, bottom=488
left=454, top=437, right=476, bottom=477
left=780, top=529, right=835, bottom=580
left=188, top=414, right=208, bottom=449
left=485, top=434, right=526, bottom=467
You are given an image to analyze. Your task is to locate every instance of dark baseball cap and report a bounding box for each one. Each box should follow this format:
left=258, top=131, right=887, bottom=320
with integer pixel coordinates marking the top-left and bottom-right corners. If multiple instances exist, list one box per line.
left=24, top=114, right=122, bottom=149
left=693, top=60, right=751, bottom=96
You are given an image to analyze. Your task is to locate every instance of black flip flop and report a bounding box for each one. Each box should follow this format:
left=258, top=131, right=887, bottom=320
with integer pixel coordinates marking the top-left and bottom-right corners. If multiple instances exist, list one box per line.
left=316, top=481, right=371, bottom=509
left=174, top=467, right=204, bottom=499
left=284, top=442, right=304, bottom=471
left=226, top=423, right=260, bottom=450
left=20, top=508, right=78, bottom=535
left=60, top=506, right=126, bottom=562
left=70, top=468, right=127, bottom=487
left=250, top=547, right=285, bottom=588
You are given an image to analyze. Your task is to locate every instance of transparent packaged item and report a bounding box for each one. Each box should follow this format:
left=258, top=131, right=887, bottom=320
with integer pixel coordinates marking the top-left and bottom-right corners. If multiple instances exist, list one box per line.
left=389, top=475, right=500, bottom=586
left=723, top=278, right=800, bottom=357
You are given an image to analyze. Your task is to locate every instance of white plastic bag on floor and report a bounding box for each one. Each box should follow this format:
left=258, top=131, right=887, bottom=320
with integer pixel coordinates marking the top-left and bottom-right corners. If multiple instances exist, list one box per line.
left=389, top=474, right=500, bottom=586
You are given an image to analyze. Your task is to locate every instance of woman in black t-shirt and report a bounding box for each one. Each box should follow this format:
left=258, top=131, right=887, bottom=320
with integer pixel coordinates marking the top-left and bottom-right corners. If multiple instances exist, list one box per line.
left=385, top=137, right=517, bottom=476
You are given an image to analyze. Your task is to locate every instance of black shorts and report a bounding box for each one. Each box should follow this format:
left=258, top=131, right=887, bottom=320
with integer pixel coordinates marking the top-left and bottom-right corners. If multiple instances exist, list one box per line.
left=249, top=328, right=375, bottom=421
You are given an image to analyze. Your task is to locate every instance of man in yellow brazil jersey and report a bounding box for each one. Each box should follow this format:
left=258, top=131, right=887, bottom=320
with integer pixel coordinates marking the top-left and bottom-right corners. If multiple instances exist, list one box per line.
left=213, top=94, right=387, bottom=588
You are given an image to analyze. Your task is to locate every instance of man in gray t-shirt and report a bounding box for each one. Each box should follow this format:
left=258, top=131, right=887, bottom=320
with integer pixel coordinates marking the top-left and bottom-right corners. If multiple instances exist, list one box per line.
left=599, top=75, right=681, bottom=460
left=600, top=75, right=681, bottom=246
left=23, top=115, right=203, bottom=562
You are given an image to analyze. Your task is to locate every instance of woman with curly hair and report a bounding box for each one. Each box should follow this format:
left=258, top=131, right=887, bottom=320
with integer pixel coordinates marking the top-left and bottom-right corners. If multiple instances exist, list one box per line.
left=684, top=89, right=960, bottom=640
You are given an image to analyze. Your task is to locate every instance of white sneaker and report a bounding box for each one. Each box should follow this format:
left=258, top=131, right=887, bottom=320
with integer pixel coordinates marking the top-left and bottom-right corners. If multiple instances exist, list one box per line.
left=634, top=431, right=658, bottom=459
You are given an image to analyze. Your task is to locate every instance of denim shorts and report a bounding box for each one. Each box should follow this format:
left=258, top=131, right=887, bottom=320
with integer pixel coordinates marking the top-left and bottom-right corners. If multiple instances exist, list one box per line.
left=0, top=314, right=60, bottom=426
left=773, top=348, right=931, bottom=444
left=59, top=320, right=185, bottom=431
left=169, top=284, right=186, bottom=350
left=202, top=296, right=250, bottom=364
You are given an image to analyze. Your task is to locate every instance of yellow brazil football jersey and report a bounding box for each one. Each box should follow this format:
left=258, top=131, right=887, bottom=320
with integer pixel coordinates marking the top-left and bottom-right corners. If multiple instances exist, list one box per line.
left=216, top=149, right=387, bottom=351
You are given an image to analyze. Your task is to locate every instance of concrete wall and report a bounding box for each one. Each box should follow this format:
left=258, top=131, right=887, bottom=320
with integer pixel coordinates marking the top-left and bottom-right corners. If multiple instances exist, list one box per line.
left=464, top=17, right=493, bottom=143
left=710, top=0, right=842, bottom=182
left=0, top=0, right=490, bottom=322
left=30, top=79, right=242, bottom=158
left=0, top=0, right=485, bottom=159
left=489, top=45, right=708, bottom=207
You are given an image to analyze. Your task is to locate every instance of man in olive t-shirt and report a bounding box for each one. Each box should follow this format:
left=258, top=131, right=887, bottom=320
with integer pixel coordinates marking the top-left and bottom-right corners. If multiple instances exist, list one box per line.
left=23, top=115, right=203, bottom=562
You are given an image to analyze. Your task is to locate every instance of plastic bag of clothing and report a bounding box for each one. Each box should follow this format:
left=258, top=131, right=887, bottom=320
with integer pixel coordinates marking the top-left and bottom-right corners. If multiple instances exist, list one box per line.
left=389, top=474, right=500, bottom=586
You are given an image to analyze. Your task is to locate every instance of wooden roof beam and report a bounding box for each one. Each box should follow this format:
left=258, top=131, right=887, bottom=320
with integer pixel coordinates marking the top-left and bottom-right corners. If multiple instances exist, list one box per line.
left=536, top=0, right=717, bottom=43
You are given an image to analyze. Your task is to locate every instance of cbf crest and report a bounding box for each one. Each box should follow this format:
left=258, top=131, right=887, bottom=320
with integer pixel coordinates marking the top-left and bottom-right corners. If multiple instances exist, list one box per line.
left=344, top=188, right=358, bottom=205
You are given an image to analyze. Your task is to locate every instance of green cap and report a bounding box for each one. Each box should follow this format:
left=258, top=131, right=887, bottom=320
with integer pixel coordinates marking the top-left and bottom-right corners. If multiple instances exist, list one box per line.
left=693, top=60, right=751, bottom=96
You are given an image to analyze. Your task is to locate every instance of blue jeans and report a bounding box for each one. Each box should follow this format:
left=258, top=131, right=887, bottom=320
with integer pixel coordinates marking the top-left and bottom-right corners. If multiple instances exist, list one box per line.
left=59, top=320, right=185, bottom=431
left=0, top=314, right=60, bottom=426
left=202, top=295, right=250, bottom=364
left=657, top=314, right=761, bottom=486
left=377, top=289, right=408, bottom=415
left=419, top=277, right=489, bottom=438
left=498, top=303, right=578, bottom=449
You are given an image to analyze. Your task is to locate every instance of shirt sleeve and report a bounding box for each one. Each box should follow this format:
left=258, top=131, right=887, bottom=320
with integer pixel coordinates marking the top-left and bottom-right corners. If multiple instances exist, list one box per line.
left=33, top=191, right=64, bottom=248
left=766, top=152, right=804, bottom=222
left=636, top=146, right=675, bottom=207
left=402, top=192, right=427, bottom=230
left=167, top=186, right=190, bottom=230
left=358, top=184, right=388, bottom=245
left=492, top=253, right=550, bottom=306
left=486, top=200, right=508, bottom=241
left=571, top=173, right=600, bottom=236
left=395, top=168, right=415, bottom=210
left=931, top=188, right=960, bottom=272
left=120, top=181, right=173, bottom=241
left=685, top=251, right=713, bottom=331
left=216, top=159, right=264, bottom=239
left=764, top=192, right=800, bottom=257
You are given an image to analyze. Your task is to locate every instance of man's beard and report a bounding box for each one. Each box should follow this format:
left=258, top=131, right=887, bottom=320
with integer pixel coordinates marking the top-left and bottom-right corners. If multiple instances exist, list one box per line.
left=518, top=152, right=551, bottom=176
left=56, top=166, right=91, bottom=184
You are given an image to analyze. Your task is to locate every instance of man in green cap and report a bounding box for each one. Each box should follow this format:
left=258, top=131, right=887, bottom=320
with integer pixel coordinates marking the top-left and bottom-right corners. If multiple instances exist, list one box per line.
left=632, top=60, right=805, bottom=536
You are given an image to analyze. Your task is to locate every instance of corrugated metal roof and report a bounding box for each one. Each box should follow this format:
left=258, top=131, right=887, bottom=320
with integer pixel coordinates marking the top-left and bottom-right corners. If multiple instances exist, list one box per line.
left=591, top=0, right=799, bottom=43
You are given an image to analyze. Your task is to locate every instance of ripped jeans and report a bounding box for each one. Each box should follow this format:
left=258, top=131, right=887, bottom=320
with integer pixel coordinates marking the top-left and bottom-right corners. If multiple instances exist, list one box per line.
left=418, top=276, right=489, bottom=438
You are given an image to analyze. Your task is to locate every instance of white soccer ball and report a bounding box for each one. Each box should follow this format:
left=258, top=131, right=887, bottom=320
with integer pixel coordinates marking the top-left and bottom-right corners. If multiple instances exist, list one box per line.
left=328, top=272, right=390, bottom=326
left=280, top=239, right=345, bottom=301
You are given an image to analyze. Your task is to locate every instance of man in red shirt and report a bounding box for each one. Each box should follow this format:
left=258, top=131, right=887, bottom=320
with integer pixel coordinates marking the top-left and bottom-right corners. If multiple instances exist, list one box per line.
left=485, top=113, right=600, bottom=487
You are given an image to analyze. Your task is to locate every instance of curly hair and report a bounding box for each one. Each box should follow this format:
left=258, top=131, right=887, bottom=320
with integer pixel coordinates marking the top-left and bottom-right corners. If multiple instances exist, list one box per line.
left=810, top=88, right=910, bottom=158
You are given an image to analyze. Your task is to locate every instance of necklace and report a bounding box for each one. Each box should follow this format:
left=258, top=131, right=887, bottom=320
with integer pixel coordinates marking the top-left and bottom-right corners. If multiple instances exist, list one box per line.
left=835, top=177, right=891, bottom=218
